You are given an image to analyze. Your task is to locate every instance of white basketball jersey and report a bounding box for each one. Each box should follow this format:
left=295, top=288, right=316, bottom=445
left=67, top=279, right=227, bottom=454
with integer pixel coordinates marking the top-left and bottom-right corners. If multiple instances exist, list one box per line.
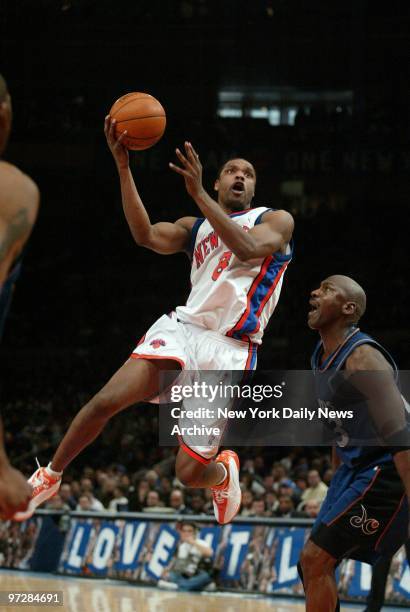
left=175, top=207, right=292, bottom=345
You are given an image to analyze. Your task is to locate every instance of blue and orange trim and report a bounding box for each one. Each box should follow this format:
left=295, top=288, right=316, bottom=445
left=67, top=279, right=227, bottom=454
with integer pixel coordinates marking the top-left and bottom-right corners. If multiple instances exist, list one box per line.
left=227, top=251, right=291, bottom=342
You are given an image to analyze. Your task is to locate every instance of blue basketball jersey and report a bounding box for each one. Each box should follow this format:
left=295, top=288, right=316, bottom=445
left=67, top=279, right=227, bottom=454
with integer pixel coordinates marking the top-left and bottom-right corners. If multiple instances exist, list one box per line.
left=311, top=328, right=402, bottom=468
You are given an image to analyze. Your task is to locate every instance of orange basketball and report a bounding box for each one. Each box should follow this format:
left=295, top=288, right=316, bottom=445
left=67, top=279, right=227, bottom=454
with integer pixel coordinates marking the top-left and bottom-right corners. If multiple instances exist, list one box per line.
left=109, top=92, right=166, bottom=150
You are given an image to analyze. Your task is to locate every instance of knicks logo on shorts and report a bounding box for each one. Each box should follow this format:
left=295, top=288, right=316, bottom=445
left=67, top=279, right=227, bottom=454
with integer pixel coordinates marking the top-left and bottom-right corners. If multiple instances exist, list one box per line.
left=150, top=339, right=166, bottom=349
left=350, top=504, right=380, bottom=535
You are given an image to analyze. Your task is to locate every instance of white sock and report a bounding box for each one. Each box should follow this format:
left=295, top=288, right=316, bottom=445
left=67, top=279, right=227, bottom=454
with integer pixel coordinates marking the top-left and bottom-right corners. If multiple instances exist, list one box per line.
left=46, top=463, right=63, bottom=478
left=215, top=463, right=228, bottom=485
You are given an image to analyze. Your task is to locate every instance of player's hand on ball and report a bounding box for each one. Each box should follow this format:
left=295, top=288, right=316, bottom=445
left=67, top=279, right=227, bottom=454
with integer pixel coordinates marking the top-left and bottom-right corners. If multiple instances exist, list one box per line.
left=169, top=141, right=204, bottom=200
left=0, top=464, right=32, bottom=520
left=104, top=115, right=129, bottom=171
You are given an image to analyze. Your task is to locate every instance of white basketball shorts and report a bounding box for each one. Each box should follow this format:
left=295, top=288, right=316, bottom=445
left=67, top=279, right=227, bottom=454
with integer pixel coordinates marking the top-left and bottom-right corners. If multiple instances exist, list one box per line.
left=130, top=311, right=258, bottom=462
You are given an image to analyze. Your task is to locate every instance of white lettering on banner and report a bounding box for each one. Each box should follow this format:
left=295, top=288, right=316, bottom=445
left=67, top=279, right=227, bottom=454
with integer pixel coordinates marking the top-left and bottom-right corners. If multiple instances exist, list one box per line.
left=399, top=563, right=410, bottom=594
left=147, top=530, right=176, bottom=578
left=278, top=536, right=298, bottom=584
left=91, top=589, right=110, bottom=612
left=67, top=527, right=86, bottom=569
left=360, top=562, right=372, bottom=591
left=92, top=527, right=116, bottom=570
left=226, top=531, right=250, bottom=577
left=122, top=523, right=146, bottom=565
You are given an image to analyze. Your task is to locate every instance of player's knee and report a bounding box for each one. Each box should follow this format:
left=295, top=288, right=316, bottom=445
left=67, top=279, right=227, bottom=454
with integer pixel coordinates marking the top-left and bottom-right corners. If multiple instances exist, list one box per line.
left=300, top=541, right=336, bottom=581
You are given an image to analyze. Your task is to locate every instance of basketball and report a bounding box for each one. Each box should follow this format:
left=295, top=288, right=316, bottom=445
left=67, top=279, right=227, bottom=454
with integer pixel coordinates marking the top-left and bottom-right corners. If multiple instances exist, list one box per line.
left=109, top=92, right=166, bottom=151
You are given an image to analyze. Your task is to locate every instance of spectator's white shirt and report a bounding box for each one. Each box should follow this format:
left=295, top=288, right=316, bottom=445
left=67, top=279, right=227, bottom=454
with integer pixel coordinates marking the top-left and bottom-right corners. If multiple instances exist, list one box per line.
left=108, top=497, right=128, bottom=512
left=175, top=539, right=208, bottom=576
left=76, top=497, right=105, bottom=512
left=301, top=482, right=328, bottom=503
left=90, top=497, right=105, bottom=511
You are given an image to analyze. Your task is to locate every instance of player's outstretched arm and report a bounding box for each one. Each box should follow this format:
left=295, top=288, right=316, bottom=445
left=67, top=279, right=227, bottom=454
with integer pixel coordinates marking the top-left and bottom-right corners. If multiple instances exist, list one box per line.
left=0, top=419, right=32, bottom=519
left=104, top=116, right=196, bottom=255
left=170, top=142, right=293, bottom=260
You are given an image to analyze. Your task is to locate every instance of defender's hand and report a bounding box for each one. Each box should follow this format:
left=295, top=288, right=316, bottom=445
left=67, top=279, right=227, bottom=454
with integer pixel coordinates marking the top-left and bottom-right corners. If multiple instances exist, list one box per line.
left=104, top=115, right=129, bottom=171
left=0, top=465, right=32, bottom=520
left=169, top=142, right=205, bottom=200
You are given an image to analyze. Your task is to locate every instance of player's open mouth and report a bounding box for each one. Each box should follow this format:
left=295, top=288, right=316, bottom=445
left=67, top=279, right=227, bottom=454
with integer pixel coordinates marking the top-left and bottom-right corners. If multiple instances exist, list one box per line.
left=308, top=300, right=319, bottom=315
left=231, top=182, right=245, bottom=195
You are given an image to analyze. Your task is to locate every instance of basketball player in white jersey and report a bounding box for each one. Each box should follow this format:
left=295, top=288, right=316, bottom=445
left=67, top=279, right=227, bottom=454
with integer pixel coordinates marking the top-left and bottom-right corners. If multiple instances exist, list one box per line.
left=14, top=117, right=293, bottom=524
left=0, top=73, right=39, bottom=518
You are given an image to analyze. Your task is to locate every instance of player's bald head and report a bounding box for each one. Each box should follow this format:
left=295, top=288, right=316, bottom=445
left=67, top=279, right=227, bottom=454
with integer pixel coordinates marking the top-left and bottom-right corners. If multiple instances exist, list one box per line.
left=0, top=74, right=8, bottom=103
left=326, top=275, right=366, bottom=323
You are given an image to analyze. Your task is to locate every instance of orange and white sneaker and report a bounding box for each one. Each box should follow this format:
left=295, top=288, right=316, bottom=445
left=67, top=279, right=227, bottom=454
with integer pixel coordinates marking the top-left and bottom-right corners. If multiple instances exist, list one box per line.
left=211, top=450, right=241, bottom=525
left=13, top=462, right=62, bottom=522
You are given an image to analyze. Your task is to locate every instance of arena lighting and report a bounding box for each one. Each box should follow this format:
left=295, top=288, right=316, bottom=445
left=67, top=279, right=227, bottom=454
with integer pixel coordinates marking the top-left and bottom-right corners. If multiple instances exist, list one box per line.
left=217, top=86, right=353, bottom=125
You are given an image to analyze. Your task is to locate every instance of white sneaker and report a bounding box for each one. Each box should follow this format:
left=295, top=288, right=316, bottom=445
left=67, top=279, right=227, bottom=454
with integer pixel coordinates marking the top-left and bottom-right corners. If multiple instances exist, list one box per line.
left=157, top=579, right=178, bottom=590
left=203, top=581, right=216, bottom=591
left=13, top=464, right=62, bottom=522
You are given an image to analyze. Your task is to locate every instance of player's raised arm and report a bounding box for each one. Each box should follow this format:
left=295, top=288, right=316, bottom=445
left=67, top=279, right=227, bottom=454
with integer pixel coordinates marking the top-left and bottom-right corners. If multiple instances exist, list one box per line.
left=105, top=116, right=196, bottom=255
left=169, top=141, right=294, bottom=261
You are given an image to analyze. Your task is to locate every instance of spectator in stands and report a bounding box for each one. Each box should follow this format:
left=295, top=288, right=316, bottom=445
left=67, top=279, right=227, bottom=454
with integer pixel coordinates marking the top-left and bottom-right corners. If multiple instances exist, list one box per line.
left=76, top=493, right=99, bottom=512
left=275, top=495, right=297, bottom=518
left=59, top=483, right=76, bottom=510
left=78, top=485, right=104, bottom=511
left=159, top=476, right=172, bottom=498
left=240, top=489, right=254, bottom=516
left=145, top=469, right=160, bottom=488
left=300, top=469, right=328, bottom=504
left=278, top=478, right=301, bottom=506
left=265, top=490, right=278, bottom=514
left=158, top=521, right=213, bottom=591
left=169, top=489, right=191, bottom=514
left=128, top=478, right=151, bottom=511
left=302, top=499, right=321, bottom=519
left=322, top=468, right=333, bottom=486
left=107, top=485, right=129, bottom=512
left=79, top=477, right=94, bottom=494
left=272, top=464, right=289, bottom=493
left=250, top=496, right=270, bottom=517
left=98, top=476, right=117, bottom=507
left=143, top=490, right=164, bottom=511
left=294, top=474, right=308, bottom=497
left=44, top=493, right=69, bottom=512
left=189, top=493, right=206, bottom=515
left=241, top=471, right=265, bottom=496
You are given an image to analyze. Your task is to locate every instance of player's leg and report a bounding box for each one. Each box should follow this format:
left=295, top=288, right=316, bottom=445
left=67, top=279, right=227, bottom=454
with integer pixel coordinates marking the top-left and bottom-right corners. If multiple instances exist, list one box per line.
left=13, top=357, right=179, bottom=521
left=363, top=555, right=391, bottom=612
left=175, top=447, right=226, bottom=488
left=175, top=443, right=241, bottom=525
left=299, top=540, right=338, bottom=612
left=51, top=357, right=178, bottom=472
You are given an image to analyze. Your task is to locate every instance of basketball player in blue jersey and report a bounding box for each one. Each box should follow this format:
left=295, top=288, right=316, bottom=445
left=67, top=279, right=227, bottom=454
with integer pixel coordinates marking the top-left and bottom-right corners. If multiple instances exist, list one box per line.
left=0, top=74, right=39, bottom=518
left=14, top=116, right=294, bottom=523
left=299, top=275, right=410, bottom=612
